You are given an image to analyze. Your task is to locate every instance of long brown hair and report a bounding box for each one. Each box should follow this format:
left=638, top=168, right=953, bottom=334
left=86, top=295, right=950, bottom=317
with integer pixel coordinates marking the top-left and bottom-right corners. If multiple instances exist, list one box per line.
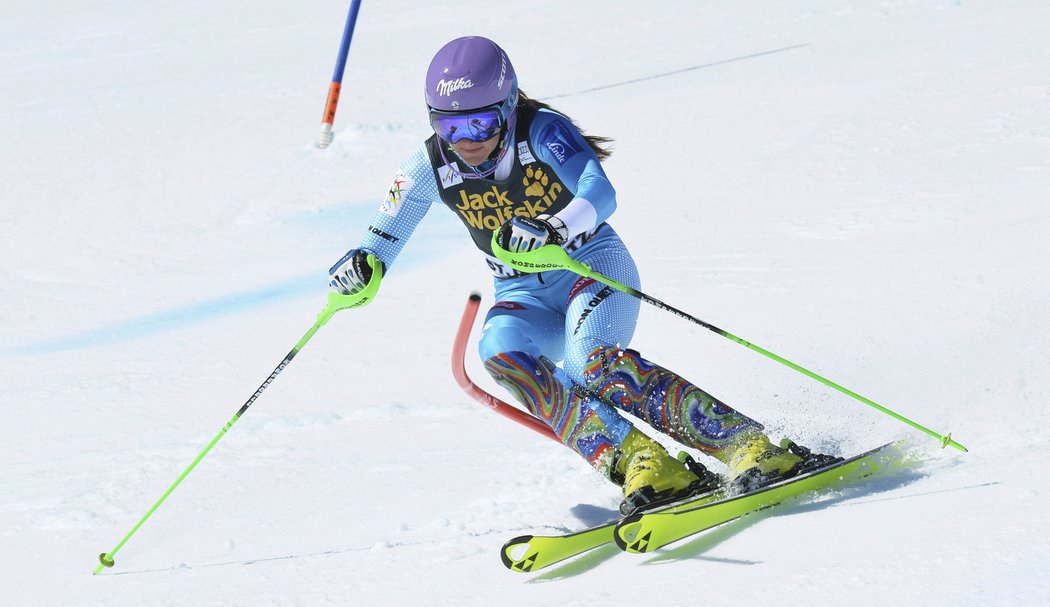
left=517, top=90, right=614, bottom=161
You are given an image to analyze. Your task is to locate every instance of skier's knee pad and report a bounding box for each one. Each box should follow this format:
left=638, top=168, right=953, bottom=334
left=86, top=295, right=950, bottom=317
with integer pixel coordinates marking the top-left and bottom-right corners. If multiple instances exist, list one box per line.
left=582, top=344, right=644, bottom=389
left=483, top=350, right=548, bottom=382
left=483, top=351, right=559, bottom=416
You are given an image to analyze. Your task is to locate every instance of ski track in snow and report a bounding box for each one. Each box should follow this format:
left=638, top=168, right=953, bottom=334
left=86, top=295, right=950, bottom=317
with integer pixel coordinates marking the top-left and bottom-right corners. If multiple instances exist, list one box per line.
left=2, top=1, right=1049, bottom=605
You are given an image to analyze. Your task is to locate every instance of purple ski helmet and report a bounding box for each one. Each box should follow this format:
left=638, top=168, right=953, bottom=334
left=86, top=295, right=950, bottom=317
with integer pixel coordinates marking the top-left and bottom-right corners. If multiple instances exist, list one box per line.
left=425, top=36, right=518, bottom=125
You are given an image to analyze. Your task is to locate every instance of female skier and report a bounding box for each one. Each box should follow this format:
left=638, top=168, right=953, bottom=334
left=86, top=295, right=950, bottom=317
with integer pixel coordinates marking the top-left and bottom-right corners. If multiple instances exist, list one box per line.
left=329, top=36, right=838, bottom=514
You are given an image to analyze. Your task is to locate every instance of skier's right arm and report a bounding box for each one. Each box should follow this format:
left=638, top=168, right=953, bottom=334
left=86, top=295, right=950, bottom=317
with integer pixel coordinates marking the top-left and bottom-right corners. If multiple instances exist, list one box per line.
left=328, top=145, right=438, bottom=294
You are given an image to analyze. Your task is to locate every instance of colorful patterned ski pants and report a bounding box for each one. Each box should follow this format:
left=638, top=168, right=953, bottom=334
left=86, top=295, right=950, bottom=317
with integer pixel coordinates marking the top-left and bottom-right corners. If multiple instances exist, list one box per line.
left=480, top=228, right=761, bottom=480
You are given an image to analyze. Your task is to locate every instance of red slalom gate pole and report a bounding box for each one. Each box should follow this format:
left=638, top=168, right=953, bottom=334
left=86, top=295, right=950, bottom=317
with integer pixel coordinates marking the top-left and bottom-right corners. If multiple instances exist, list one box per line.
left=452, top=293, right=559, bottom=442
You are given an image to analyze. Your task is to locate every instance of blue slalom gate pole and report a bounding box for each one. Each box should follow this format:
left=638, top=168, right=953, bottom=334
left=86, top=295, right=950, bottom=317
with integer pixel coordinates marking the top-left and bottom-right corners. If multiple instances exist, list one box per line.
left=317, top=0, right=363, bottom=148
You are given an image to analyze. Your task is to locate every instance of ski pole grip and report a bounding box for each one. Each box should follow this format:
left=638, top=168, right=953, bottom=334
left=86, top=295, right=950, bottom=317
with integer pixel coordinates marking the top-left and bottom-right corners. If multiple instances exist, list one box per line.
left=317, top=254, right=384, bottom=328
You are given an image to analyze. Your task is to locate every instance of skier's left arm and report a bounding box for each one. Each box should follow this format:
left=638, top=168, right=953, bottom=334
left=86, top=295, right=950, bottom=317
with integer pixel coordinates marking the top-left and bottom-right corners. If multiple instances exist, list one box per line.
left=531, top=110, right=616, bottom=241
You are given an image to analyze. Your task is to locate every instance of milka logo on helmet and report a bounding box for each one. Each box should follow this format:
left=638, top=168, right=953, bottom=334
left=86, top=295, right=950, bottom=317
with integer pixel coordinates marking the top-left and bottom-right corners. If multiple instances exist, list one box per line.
left=436, top=77, right=474, bottom=97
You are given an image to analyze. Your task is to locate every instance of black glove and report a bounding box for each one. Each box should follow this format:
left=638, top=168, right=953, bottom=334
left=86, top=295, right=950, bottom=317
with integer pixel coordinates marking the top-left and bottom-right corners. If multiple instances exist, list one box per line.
left=328, top=248, right=384, bottom=295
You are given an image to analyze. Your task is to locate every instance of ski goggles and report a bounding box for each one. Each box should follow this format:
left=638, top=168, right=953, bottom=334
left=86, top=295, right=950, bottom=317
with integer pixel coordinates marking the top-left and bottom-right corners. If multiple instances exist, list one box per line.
left=429, top=105, right=504, bottom=144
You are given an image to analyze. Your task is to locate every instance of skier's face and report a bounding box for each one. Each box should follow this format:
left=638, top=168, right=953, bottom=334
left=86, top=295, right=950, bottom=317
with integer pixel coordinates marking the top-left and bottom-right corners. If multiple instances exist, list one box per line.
left=452, top=134, right=499, bottom=166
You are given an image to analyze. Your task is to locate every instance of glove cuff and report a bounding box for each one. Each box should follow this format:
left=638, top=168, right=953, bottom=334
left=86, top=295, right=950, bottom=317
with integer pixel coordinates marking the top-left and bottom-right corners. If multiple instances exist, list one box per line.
left=535, top=214, right=569, bottom=245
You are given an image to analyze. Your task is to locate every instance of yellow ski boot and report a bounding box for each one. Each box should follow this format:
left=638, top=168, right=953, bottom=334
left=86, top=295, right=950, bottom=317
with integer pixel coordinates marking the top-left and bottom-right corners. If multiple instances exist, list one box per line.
left=615, top=429, right=720, bottom=515
left=727, top=433, right=842, bottom=493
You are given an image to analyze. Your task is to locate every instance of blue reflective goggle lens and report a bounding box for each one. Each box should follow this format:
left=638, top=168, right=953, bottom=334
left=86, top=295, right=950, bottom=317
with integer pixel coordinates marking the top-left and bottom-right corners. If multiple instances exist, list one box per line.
left=429, top=107, right=503, bottom=144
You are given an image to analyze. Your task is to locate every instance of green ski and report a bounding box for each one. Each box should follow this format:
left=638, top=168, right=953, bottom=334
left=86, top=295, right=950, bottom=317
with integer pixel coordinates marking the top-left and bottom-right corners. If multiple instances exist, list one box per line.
left=500, top=523, right=615, bottom=573
left=500, top=490, right=725, bottom=573
left=614, top=441, right=904, bottom=554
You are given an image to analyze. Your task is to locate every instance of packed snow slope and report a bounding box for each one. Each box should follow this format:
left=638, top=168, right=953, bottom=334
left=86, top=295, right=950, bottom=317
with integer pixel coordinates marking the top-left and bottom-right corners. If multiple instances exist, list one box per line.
left=2, top=1, right=1049, bottom=605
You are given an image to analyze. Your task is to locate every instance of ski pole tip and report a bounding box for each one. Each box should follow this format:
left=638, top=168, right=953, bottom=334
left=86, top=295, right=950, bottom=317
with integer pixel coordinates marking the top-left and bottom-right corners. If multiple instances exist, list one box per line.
left=98, top=552, right=115, bottom=568
left=941, top=433, right=968, bottom=453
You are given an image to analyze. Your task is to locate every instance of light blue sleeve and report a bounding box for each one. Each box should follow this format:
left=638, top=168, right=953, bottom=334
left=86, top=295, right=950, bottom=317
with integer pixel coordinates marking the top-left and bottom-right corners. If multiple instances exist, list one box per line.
left=355, top=144, right=440, bottom=271
left=529, top=109, right=617, bottom=230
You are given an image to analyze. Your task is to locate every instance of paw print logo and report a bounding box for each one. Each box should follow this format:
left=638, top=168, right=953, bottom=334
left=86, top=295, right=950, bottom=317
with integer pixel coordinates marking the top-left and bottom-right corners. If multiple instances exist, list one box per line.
left=523, top=166, right=548, bottom=198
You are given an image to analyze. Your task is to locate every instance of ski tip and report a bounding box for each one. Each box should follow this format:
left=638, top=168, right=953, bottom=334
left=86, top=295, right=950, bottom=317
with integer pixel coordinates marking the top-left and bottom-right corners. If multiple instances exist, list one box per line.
left=469, top=292, right=482, bottom=302
left=500, top=535, right=535, bottom=572
left=614, top=518, right=646, bottom=553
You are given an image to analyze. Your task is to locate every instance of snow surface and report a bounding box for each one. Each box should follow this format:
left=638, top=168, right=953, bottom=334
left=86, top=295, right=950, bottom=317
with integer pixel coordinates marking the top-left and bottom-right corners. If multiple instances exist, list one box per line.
left=2, top=0, right=1049, bottom=605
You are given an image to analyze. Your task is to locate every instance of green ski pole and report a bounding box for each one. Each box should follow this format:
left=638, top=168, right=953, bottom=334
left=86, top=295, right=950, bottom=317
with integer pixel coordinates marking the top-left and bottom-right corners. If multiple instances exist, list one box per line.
left=94, top=256, right=382, bottom=574
left=491, top=237, right=968, bottom=453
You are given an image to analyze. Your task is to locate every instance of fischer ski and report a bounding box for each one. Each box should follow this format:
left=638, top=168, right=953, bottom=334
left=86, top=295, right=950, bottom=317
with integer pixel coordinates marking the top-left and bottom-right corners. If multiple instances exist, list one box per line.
left=500, top=488, right=724, bottom=573
left=501, top=443, right=903, bottom=571
left=454, top=296, right=908, bottom=570
left=501, top=522, right=615, bottom=573
left=614, top=441, right=904, bottom=554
